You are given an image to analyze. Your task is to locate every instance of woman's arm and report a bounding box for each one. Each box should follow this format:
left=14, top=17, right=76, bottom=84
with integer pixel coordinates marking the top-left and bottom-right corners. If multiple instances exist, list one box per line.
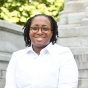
left=4, top=53, right=17, bottom=88
left=58, top=49, right=78, bottom=88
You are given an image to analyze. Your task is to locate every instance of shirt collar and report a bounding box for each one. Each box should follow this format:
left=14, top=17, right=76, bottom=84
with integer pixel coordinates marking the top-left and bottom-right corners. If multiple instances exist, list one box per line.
left=45, top=42, right=66, bottom=55
left=25, top=42, right=58, bottom=54
left=25, top=45, right=34, bottom=53
left=45, top=42, right=56, bottom=54
left=25, top=43, right=69, bottom=56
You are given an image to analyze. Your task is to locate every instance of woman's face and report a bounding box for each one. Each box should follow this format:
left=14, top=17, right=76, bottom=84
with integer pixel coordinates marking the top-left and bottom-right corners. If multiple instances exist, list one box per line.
left=29, top=16, right=52, bottom=48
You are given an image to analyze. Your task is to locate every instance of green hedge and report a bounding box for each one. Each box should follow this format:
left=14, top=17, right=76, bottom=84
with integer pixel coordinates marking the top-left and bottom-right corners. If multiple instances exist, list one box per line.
left=0, top=0, right=64, bottom=26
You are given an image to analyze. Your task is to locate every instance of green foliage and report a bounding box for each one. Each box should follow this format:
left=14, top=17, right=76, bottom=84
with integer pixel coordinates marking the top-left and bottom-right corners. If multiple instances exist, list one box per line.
left=0, top=0, right=64, bottom=26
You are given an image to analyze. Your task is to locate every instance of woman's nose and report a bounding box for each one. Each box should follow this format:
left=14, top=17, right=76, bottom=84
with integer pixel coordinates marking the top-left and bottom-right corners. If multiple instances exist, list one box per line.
left=37, top=28, right=43, bottom=33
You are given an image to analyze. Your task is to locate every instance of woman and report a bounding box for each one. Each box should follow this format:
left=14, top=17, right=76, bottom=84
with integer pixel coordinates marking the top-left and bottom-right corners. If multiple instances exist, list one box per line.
left=5, top=14, right=78, bottom=88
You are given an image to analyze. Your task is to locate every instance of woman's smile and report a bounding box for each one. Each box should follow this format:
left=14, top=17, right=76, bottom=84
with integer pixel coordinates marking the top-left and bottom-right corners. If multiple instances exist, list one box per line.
left=35, top=36, right=45, bottom=42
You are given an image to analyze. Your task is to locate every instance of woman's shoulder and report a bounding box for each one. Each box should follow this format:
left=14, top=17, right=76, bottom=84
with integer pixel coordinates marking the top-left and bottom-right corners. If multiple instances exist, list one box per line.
left=52, top=43, right=71, bottom=54
left=54, top=43, right=70, bottom=50
left=12, top=47, right=31, bottom=55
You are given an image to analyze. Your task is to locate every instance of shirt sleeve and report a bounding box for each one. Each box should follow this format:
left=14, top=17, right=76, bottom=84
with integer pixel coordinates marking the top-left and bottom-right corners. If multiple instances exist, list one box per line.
left=58, top=48, right=78, bottom=88
left=4, top=53, right=17, bottom=88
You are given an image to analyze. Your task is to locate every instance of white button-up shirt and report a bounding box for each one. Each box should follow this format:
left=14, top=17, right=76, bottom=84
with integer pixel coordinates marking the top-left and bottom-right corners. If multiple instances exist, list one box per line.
left=5, top=43, right=78, bottom=88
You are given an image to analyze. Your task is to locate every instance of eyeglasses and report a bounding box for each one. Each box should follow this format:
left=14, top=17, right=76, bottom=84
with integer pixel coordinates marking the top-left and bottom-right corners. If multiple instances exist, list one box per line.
left=30, top=26, right=51, bottom=33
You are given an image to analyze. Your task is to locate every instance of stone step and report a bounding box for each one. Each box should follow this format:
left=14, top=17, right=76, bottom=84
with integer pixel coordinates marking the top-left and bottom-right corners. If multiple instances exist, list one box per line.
left=77, top=62, right=88, bottom=69
left=85, top=7, right=88, bottom=17
left=0, top=61, right=8, bottom=70
left=70, top=47, right=88, bottom=55
left=74, top=54, right=88, bottom=62
left=58, top=11, right=85, bottom=25
left=81, top=18, right=88, bottom=26
left=0, top=79, right=5, bottom=88
left=78, top=79, right=88, bottom=88
left=78, top=69, right=88, bottom=79
left=57, top=37, right=88, bottom=47
left=64, top=1, right=88, bottom=13
left=74, top=54, right=88, bottom=70
left=58, top=6, right=88, bottom=25
left=0, top=52, right=11, bottom=61
left=67, top=12, right=85, bottom=24
left=81, top=6, right=88, bottom=26
left=58, top=26, right=88, bottom=37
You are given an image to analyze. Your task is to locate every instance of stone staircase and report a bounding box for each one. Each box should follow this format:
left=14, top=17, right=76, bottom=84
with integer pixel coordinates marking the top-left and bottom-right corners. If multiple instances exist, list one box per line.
left=0, top=0, right=88, bottom=88
left=57, top=26, right=88, bottom=88
left=57, top=0, right=88, bottom=88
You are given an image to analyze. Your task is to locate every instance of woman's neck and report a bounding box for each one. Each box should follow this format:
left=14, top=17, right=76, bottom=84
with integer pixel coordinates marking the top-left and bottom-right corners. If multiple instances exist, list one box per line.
left=32, top=46, right=44, bottom=55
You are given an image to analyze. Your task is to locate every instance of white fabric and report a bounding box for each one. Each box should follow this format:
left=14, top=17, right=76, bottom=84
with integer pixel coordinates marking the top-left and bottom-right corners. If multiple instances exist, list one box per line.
left=5, top=43, right=78, bottom=88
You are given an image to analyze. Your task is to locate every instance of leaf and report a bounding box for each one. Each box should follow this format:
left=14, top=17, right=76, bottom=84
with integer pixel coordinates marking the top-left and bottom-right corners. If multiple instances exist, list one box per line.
left=20, top=17, right=27, bottom=22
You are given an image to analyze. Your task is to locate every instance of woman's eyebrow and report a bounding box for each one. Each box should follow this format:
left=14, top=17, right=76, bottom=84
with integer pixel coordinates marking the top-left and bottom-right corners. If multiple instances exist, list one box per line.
left=32, top=24, right=48, bottom=27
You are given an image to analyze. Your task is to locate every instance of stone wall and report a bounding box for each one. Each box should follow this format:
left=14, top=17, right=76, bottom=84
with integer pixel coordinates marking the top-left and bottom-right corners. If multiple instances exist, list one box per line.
left=0, top=19, right=25, bottom=87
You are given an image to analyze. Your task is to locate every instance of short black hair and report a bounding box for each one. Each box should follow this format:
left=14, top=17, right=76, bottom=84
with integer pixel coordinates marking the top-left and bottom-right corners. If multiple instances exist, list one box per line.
left=23, top=14, right=59, bottom=47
